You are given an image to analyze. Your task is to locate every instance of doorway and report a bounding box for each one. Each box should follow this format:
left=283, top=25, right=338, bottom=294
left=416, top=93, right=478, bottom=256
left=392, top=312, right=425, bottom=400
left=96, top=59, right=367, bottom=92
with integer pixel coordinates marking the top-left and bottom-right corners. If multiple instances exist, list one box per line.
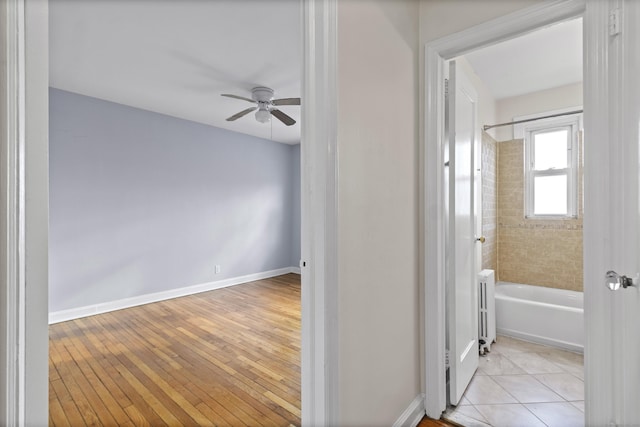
left=424, top=0, right=592, bottom=422
left=2, top=0, right=338, bottom=424
left=427, top=1, right=640, bottom=425
left=47, top=1, right=304, bottom=424
left=444, top=18, right=585, bottom=424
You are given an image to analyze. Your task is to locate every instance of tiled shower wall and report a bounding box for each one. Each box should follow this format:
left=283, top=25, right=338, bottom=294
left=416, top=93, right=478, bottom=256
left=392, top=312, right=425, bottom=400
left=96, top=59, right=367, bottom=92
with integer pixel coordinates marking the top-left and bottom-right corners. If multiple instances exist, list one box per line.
left=481, top=132, right=498, bottom=272
left=496, top=137, right=583, bottom=292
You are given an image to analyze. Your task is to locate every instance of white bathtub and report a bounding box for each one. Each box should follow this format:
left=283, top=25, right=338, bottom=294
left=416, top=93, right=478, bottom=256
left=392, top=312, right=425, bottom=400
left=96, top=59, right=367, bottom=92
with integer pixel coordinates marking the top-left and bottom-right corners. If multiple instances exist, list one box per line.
left=495, top=281, right=584, bottom=353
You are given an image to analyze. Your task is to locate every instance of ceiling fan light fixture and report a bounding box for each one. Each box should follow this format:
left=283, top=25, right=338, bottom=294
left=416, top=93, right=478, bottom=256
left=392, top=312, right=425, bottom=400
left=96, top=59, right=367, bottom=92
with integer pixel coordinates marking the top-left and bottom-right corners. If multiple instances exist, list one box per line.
left=222, top=87, right=299, bottom=126
left=255, top=108, right=271, bottom=123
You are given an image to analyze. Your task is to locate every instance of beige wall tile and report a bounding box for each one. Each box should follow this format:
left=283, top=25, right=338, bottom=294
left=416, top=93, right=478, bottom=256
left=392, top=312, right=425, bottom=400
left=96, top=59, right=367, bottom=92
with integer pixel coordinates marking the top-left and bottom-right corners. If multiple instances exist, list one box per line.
left=495, top=138, right=583, bottom=292
left=482, top=132, right=498, bottom=271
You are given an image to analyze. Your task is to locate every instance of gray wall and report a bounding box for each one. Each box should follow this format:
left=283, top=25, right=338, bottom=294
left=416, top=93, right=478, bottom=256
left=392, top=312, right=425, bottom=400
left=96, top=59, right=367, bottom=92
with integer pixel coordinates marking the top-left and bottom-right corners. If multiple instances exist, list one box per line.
left=49, top=88, right=300, bottom=313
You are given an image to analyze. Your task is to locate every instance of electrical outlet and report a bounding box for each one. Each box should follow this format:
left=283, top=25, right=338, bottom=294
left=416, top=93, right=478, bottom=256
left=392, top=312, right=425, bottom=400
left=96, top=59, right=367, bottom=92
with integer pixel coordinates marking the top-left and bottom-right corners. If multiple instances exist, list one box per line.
left=215, top=265, right=221, bottom=274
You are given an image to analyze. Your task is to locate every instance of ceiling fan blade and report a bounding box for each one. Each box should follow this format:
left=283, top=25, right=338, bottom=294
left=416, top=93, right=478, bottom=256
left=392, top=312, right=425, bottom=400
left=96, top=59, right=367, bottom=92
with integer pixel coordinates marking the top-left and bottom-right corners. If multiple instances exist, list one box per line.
left=270, top=109, right=296, bottom=126
left=221, top=94, right=256, bottom=103
left=272, top=97, right=301, bottom=106
left=226, top=107, right=257, bottom=121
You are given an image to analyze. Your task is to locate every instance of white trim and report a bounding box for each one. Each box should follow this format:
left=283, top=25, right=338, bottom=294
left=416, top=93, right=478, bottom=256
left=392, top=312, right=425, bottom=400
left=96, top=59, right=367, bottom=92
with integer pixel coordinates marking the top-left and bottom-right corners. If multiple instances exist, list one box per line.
left=3, top=0, right=49, bottom=424
left=2, top=0, right=27, bottom=424
left=392, top=394, right=426, bottom=427
left=48, top=267, right=299, bottom=324
left=427, top=0, right=586, bottom=59
left=423, top=45, right=447, bottom=419
left=582, top=1, right=639, bottom=424
left=290, top=267, right=301, bottom=275
left=23, top=1, right=50, bottom=424
left=423, top=0, right=586, bottom=420
left=301, top=0, right=339, bottom=425
left=523, top=118, right=580, bottom=218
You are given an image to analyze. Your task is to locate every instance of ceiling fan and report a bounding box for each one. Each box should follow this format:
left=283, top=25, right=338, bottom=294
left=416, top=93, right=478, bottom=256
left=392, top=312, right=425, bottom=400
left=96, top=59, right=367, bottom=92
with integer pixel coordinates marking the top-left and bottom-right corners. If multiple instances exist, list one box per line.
left=221, top=87, right=300, bottom=126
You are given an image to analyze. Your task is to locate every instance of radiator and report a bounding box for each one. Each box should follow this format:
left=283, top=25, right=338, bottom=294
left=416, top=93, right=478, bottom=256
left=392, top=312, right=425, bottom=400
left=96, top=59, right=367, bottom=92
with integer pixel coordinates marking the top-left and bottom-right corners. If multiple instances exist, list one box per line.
left=478, top=269, right=496, bottom=355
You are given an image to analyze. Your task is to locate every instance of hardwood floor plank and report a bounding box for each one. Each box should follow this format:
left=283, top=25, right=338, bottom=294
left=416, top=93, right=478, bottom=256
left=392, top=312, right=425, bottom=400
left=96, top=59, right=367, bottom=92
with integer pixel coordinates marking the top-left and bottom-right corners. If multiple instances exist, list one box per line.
left=49, top=376, right=88, bottom=427
left=72, top=318, right=136, bottom=409
left=49, top=340, right=105, bottom=426
left=50, top=273, right=301, bottom=427
left=96, top=313, right=249, bottom=426
left=123, top=405, right=152, bottom=427
left=57, top=322, right=134, bottom=426
left=154, top=340, right=291, bottom=426
left=71, top=317, right=168, bottom=426
left=115, top=342, right=213, bottom=425
left=418, top=416, right=461, bottom=427
left=99, top=321, right=205, bottom=426
left=263, top=391, right=302, bottom=419
left=49, top=385, right=71, bottom=427
left=194, top=401, right=237, bottom=427
left=237, top=355, right=284, bottom=382
left=111, top=345, right=195, bottom=425
left=174, top=326, right=239, bottom=375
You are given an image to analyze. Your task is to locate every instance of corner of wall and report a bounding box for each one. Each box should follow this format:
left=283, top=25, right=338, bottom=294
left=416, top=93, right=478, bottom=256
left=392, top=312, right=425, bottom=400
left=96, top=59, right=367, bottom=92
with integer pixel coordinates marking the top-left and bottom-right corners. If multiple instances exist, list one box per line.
left=392, top=394, right=426, bottom=427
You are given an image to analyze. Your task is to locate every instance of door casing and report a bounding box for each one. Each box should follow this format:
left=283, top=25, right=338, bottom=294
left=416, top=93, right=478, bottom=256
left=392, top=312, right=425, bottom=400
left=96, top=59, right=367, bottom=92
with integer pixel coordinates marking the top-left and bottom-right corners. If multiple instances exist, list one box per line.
left=423, top=0, right=598, bottom=420
left=2, top=0, right=340, bottom=425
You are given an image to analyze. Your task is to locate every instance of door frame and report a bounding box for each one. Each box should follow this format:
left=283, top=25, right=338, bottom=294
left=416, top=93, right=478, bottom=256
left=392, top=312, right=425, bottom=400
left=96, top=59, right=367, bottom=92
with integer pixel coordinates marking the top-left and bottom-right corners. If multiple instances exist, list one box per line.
left=1, top=0, right=49, bottom=425
left=301, top=0, right=339, bottom=426
left=2, top=0, right=339, bottom=425
left=423, top=0, right=590, bottom=419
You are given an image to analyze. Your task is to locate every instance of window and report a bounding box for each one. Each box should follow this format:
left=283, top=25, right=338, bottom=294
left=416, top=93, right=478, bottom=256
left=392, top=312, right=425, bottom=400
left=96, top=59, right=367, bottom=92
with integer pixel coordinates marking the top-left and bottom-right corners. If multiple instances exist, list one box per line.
left=523, top=115, right=580, bottom=218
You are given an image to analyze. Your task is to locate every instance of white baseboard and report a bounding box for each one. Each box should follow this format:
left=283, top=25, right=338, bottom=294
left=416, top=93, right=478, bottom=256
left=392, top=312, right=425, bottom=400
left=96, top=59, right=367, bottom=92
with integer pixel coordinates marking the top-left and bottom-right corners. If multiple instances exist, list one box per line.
left=392, top=394, right=426, bottom=427
left=49, top=266, right=299, bottom=324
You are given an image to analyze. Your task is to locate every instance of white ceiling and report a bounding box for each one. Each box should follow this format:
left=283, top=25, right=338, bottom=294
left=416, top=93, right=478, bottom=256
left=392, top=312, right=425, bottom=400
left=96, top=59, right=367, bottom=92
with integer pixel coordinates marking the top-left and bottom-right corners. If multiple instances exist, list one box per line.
left=49, top=0, right=302, bottom=145
left=465, top=18, right=583, bottom=100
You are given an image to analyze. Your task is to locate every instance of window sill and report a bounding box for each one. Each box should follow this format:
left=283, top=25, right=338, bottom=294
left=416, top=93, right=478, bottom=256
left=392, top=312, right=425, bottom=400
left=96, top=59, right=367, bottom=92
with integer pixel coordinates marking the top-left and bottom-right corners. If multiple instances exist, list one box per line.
left=524, top=215, right=579, bottom=220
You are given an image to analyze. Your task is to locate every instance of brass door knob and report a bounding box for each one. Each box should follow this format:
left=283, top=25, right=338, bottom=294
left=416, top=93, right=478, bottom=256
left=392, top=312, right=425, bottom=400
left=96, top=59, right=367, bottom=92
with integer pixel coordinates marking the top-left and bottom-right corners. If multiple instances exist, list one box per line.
left=476, top=236, right=486, bottom=243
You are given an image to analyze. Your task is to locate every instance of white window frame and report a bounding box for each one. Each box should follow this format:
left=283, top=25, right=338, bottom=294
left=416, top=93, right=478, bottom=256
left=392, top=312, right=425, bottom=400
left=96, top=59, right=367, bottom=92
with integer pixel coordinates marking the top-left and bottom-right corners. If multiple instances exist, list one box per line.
left=523, top=113, right=582, bottom=219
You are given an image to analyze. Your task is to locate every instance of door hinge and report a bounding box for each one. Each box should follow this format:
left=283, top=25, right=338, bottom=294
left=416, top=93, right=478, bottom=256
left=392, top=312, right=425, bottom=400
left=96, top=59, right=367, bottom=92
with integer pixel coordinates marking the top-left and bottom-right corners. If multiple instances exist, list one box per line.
left=445, top=349, right=450, bottom=369
left=609, top=8, right=621, bottom=36
left=444, top=79, right=449, bottom=97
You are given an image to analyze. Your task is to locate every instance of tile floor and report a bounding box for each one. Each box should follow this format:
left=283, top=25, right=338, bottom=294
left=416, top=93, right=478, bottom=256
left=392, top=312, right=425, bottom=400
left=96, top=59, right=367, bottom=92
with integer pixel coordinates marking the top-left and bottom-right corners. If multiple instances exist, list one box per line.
left=444, top=336, right=584, bottom=427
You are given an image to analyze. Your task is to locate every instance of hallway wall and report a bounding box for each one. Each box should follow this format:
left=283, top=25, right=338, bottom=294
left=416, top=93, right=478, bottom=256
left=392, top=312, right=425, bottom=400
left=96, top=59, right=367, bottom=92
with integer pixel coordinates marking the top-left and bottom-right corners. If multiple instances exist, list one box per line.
left=337, top=0, right=421, bottom=424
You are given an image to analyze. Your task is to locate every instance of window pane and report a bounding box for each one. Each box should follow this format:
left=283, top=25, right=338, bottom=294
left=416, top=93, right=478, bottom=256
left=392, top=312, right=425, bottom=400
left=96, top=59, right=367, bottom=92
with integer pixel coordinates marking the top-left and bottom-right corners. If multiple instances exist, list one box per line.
left=534, top=175, right=567, bottom=215
left=534, top=129, right=568, bottom=170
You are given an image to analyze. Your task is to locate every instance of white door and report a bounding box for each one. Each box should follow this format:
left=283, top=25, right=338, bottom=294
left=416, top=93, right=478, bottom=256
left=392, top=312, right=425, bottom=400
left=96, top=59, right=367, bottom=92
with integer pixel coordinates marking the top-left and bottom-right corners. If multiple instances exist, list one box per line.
left=446, top=60, right=479, bottom=405
left=585, top=1, right=640, bottom=425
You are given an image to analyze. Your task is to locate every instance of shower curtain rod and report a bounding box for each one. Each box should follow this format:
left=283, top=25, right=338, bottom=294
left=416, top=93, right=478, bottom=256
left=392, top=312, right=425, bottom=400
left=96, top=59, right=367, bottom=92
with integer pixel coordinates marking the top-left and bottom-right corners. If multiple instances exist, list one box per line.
left=483, top=109, right=583, bottom=131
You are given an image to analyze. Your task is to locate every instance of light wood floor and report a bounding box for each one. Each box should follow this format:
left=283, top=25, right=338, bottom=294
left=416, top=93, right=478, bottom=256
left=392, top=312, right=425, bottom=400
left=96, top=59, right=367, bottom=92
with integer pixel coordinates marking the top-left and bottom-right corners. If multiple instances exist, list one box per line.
left=417, top=416, right=460, bottom=427
left=49, top=273, right=301, bottom=427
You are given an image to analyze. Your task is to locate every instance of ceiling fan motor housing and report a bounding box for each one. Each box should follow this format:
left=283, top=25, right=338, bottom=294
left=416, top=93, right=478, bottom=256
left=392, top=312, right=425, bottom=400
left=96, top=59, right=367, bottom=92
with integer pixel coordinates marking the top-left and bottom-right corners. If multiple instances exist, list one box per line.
left=251, top=87, right=275, bottom=103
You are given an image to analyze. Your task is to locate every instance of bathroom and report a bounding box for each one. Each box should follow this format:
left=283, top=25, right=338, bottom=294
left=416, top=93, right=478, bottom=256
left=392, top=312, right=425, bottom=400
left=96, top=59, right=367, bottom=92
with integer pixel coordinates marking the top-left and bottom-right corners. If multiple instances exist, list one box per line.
left=445, top=17, right=586, bottom=426
left=483, top=79, right=584, bottom=354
